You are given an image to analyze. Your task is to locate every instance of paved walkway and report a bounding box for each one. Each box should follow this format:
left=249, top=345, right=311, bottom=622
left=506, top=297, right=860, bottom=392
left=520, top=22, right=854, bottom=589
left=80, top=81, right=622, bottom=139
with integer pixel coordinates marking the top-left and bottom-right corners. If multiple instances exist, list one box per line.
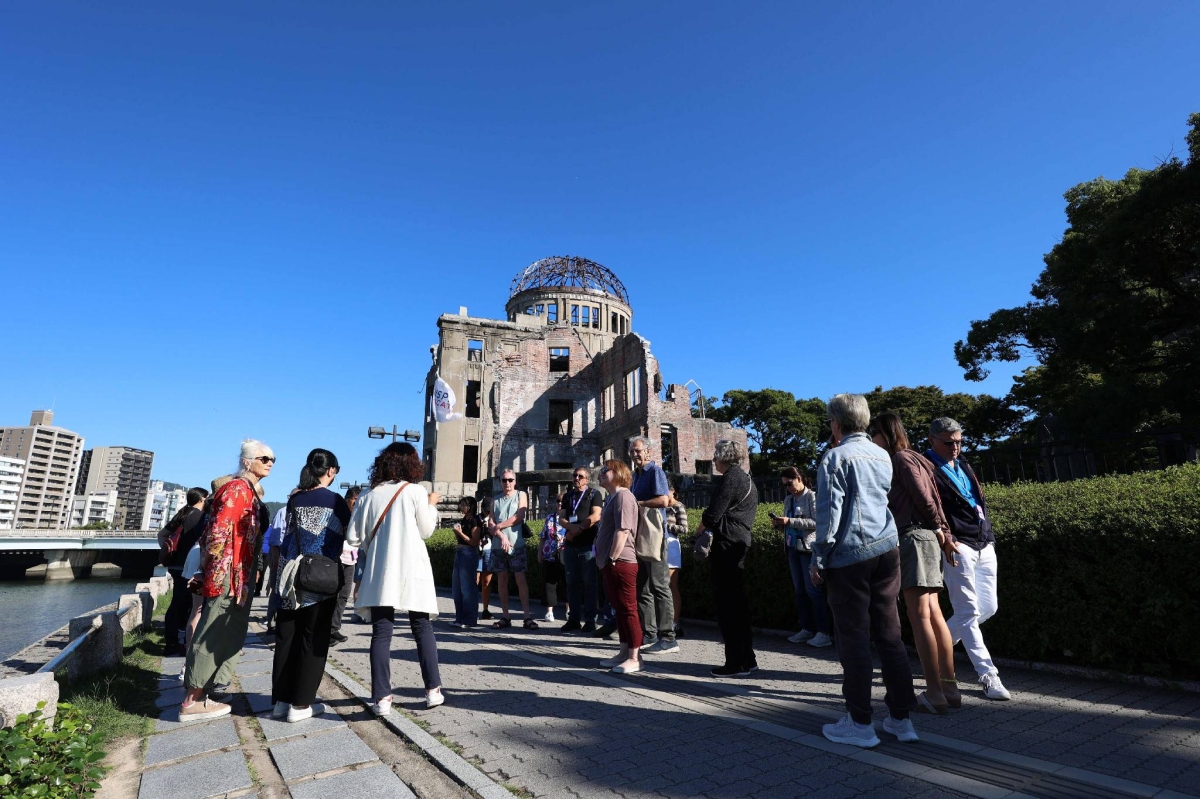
left=125, top=593, right=1200, bottom=799
left=324, top=592, right=1200, bottom=799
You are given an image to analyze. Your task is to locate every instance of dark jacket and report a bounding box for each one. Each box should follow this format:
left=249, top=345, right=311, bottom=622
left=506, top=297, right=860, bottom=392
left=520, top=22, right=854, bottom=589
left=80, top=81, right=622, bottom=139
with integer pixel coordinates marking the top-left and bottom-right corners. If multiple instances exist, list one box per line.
left=701, top=465, right=758, bottom=548
left=889, top=449, right=949, bottom=533
left=164, top=507, right=205, bottom=571
left=924, top=454, right=995, bottom=551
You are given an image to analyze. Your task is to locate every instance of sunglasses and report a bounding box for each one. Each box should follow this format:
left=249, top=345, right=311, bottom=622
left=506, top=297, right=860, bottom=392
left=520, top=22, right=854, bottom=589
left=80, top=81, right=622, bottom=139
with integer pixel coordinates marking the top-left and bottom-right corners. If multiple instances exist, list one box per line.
left=502, top=478, right=516, bottom=483
left=254, top=456, right=276, bottom=465
left=932, top=437, right=963, bottom=449
left=572, top=474, right=588, bottom=480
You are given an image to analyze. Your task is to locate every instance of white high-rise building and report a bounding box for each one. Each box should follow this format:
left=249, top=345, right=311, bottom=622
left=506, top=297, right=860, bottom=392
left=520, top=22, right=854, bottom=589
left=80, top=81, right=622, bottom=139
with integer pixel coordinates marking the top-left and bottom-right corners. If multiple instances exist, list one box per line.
left=71, top=490, right=119, bottom=528
left=0, top=411, right=86, bottom=529
left=75, top=446, right=154, bottom=529
left=0, top=456, right=25, bottom=531
left=140, top=481, right=188, bottom=530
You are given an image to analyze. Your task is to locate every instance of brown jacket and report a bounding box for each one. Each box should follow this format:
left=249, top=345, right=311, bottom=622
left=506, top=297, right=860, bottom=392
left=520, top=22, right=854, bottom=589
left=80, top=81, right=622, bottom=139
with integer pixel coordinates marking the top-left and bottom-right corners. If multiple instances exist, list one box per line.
left=888, top=449, right=949, bottom=533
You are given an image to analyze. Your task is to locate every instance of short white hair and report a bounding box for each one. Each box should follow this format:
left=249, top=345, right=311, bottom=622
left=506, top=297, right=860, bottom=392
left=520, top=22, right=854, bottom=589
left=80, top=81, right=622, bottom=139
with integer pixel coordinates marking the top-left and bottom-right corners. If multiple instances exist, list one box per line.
left=828, top=394, right=870, bottom=434
left=238, top=439, right=273, bottom=474
left=713, top=439, right=742, bottom=466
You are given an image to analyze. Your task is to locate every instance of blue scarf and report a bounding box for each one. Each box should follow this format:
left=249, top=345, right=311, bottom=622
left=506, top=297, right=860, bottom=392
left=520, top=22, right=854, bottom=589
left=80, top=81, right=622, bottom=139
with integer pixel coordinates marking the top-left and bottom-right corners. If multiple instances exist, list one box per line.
left=926, top=449, right=978, bottom=506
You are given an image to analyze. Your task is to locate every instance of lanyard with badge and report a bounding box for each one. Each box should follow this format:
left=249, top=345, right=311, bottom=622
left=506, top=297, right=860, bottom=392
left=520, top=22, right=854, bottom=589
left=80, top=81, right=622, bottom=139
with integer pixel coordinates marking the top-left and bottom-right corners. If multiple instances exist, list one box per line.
left=567, top=488, right=590, bottom=525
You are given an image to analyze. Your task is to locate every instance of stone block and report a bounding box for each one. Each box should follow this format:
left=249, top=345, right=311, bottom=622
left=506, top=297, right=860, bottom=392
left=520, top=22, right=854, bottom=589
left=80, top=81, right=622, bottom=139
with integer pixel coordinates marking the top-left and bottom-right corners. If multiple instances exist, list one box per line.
left=0, top=672, right=59, bottom=728
left=91, top=562, right=123, bottom=579
left=269, top=726, right=378, bottom=781
left=118, top=593, right=151, bottom=633
left=66, top=610, right=123, bottom=682
left=150, top=575, right=171, bottom=598
left=144, top=717, right=239, bottom=765
left=135, top=581, right=155, bottom=600
left=288, top=764, right=415, bottom=799
left=137, top=749, right=251, bottom=799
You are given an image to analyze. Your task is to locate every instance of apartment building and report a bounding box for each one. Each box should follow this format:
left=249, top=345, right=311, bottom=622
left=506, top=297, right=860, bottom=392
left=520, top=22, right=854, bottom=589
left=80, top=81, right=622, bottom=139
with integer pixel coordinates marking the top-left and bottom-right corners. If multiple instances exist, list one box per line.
left=0, top=456, right=24, bottom=530
left=0, top=411, right=86, bottom=529
left=70, top=490, right=119, bottom=528
left=75, top=446, right=155, bottom=529
left=140, top=481, right=187, bottom=530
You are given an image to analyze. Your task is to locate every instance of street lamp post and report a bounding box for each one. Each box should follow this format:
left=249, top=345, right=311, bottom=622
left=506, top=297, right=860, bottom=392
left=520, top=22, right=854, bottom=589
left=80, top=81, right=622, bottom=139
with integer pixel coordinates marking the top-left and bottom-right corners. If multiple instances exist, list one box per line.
left=366, top=425, right=421, bottom=443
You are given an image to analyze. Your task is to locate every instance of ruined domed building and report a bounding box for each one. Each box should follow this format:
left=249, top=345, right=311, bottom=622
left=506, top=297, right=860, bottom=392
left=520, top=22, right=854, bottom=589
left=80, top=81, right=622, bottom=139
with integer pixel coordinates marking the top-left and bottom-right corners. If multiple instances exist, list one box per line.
left=422, top=256, right=747, bottom=506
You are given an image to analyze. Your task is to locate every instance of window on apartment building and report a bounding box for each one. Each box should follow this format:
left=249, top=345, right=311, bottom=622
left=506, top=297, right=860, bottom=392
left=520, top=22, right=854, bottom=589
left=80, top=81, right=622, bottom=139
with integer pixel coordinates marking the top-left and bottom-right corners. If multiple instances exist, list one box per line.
left=462, top=445, right=479, bottom=484
left=549, top=347, right=570, bottom=372
left=570, top=304, right=580, bottom=325
left=624, top=368, right=642, bottom=409
left=468, top=339, right=484, bottom=362
left=548, top=400, right=573, bottom=437
left=547, top=302, right=558, bottom=324
left=465, top=380, right=482, bottom=418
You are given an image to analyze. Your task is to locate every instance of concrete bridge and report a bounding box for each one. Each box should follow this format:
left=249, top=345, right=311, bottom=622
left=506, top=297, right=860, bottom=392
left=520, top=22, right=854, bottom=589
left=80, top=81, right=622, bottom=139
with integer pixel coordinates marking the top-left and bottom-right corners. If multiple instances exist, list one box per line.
left=0, top=530, right=160, bottom=581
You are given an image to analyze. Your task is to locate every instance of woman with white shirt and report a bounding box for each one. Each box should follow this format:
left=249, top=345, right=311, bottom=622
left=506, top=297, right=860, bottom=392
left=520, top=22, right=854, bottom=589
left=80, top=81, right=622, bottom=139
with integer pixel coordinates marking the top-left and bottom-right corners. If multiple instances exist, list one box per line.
left=346, top=443, right=444, bottom=714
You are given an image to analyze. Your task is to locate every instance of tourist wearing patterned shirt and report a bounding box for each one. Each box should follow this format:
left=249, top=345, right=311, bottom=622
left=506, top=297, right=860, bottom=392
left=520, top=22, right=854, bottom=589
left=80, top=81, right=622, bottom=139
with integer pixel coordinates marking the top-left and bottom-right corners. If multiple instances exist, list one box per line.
left=272, top=449, right=350, bottom=723
left=181, top=440, right=274, bottom=721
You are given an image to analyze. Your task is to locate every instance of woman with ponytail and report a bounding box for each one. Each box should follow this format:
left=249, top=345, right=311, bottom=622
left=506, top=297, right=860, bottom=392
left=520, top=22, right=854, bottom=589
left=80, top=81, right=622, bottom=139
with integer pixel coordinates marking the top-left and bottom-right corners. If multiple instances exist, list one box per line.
left=270, top=448, right=351, bottom=723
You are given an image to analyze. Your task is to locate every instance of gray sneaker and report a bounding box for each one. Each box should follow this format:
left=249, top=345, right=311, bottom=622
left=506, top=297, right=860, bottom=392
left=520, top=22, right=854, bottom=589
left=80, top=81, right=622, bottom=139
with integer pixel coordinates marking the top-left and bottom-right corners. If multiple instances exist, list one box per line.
left=822, top=713, right=880, bottom=748
left=645, top=639, right=680, bottom=654
left=882, top=715, right=919, bottom=742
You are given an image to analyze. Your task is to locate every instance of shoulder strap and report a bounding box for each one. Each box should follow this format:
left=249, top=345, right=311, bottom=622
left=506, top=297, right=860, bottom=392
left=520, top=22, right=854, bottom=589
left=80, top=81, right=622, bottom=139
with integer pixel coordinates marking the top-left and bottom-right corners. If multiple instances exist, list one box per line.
left=363, top=482, right=409, bottom=554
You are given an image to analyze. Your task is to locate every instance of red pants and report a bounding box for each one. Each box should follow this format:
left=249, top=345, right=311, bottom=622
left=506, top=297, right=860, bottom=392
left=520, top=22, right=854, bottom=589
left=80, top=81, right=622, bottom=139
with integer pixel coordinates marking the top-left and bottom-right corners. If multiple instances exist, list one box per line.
left=602, top=561, right=641, bottom=651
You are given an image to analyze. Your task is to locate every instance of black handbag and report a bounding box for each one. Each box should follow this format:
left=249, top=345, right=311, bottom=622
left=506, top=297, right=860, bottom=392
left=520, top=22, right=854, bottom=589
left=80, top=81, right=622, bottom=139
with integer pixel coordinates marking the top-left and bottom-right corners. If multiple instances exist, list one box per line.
left=295, top=553, right=342, bottom=596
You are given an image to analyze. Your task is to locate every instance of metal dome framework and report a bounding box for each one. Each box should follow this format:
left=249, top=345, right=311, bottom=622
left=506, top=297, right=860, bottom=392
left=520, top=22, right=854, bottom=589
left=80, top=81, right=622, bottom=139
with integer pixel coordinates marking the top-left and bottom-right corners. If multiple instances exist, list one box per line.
left=508, top=256, right=630, bottom=305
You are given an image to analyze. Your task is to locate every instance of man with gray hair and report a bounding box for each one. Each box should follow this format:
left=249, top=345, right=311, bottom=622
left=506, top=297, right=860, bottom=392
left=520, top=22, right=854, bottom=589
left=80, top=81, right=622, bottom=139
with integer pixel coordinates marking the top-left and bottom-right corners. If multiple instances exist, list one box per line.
left=628, top=436, right=679, bottom=654
left=925, top=418, right=1010, bottom=700
left=812, top=394, right=917, bottom=747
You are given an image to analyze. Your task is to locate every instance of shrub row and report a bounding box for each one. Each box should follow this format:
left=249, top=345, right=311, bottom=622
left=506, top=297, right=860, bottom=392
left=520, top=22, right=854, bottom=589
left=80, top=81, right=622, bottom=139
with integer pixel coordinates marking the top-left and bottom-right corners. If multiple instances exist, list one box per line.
left=427, top=465, right=1200, bottom=678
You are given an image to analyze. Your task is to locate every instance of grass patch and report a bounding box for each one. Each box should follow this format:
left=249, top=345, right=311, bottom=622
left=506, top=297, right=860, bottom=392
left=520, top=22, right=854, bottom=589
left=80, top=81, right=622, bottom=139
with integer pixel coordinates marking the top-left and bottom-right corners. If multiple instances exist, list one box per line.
left=502, top=782, right=533, bottom=797
left=56, top=596, right=170, bottom=746
left=435, top=733, right=463, bottom=755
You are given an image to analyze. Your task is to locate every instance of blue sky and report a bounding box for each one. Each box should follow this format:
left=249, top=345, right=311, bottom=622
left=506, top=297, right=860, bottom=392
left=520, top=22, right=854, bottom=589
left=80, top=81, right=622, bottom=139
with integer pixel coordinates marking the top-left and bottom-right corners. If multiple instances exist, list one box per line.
left=2, top=2, right=1197, bottom=500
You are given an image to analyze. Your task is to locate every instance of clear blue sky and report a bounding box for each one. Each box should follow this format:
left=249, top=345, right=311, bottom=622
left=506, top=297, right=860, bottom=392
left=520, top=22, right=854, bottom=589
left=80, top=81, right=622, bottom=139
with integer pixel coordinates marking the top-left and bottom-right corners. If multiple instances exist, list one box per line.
left=2, top=3, right=1197, bottom=500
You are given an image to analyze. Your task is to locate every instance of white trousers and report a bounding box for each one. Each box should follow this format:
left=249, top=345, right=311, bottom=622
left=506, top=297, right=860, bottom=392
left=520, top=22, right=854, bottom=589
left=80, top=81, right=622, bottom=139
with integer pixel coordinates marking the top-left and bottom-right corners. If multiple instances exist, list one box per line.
left=943, top=542, right=999, bottom=678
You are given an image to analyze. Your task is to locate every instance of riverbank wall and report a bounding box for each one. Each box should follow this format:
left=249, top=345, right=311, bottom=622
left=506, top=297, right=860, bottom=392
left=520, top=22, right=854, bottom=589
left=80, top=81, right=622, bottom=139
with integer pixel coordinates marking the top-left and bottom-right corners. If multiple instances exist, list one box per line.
left=0, top=574, right=171, bottom=727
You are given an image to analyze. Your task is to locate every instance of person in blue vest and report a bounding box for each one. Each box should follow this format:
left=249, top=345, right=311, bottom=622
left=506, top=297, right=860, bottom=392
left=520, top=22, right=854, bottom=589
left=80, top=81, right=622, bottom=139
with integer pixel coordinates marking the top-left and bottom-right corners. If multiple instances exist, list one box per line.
left=924, top=417, right=1011, bottom=701
left=629, top=436, right=679, bottom=655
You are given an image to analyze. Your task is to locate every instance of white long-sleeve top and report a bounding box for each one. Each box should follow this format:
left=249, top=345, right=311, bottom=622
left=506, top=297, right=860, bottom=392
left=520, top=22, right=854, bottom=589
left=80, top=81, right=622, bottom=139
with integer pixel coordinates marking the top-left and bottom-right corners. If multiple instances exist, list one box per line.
left=346, top=481, right=440, bottom=616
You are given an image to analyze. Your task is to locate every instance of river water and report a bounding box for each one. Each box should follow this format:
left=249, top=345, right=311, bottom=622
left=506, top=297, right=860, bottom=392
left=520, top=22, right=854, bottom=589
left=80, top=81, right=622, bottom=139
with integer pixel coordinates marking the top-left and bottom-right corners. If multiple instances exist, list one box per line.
left=0, top=579, right=139, bottom=661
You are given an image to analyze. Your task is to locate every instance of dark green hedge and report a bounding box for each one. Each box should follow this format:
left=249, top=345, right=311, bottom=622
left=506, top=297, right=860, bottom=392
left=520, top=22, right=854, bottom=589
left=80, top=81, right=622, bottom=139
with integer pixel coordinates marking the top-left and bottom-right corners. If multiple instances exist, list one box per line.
left=428, top=466, right=1200, bottom=678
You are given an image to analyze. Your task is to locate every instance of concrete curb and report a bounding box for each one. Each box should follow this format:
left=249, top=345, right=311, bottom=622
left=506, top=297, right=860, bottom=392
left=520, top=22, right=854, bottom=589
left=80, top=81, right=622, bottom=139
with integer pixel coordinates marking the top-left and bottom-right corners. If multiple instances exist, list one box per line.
left=322, top=663, right=511, bottom=799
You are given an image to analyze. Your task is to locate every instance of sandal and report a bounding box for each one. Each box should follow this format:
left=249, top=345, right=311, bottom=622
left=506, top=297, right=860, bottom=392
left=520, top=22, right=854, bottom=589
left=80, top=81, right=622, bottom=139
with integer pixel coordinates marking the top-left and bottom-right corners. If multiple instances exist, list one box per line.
left=941, top=678, right=962, bottom=709
left=914, top=691, right=949, bottom=715
left=523, top=619, right=539, bottom=630
left=492, top=618, right=512, bottom=629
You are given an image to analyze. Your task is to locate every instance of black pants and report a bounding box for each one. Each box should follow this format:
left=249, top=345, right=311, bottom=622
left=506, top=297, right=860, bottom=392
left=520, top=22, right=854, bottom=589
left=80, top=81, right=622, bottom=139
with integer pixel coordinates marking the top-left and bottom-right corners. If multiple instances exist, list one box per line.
left=163, top=570, right=191, bottom=654
left=542, top=559, right=564, bottom=609
left=824, top=548, right=915, bottom=724
left=711, top=540, right=754, bottom=668
left=272, top=597, right=336, bottom=707
left=332, top=564, right=355, bottom=632
left=370, top=607, right=441, bottom=700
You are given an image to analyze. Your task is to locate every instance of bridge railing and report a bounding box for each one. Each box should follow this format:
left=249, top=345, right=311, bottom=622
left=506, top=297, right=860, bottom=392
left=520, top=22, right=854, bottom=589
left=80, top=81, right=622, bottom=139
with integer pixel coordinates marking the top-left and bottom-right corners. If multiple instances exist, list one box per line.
left=1, top=529, right=159, bottom=538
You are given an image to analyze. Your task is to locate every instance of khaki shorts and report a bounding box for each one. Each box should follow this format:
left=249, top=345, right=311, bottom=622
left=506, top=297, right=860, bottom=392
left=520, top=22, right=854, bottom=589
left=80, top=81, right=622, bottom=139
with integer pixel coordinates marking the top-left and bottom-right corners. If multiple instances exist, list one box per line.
left=899, top=528, right=943, bottom=589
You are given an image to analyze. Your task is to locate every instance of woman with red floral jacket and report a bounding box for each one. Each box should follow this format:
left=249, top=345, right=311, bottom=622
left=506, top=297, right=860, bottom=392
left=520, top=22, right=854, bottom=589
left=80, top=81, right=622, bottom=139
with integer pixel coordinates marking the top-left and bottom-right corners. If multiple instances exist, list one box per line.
left=181, top=439, right=274, bottom=721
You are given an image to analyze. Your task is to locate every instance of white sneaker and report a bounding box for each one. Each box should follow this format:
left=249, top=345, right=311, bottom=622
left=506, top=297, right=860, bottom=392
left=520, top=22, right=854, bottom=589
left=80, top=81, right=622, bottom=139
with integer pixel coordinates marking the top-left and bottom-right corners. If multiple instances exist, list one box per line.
left=611, top=660, right=641, bottom=675
left=271, top=701, right=289, bottom=719
left=543, top=609, right=556, bottom=623
left=807, top=632, right=833, bottom=648
left=645, top=639, right=680, bottom=654
left=286, top=702, right=325, bottom=723
left=821, top=713, right=880, bottom=748
left=426, top=689, right=445, bottom=709
left=882, top=715, right=919, bottom=742
left=369, top=697, right=392, bottom=716
left=788, top=630, right=815, bottom=643
left=980, top=672, right=1012, bottom=700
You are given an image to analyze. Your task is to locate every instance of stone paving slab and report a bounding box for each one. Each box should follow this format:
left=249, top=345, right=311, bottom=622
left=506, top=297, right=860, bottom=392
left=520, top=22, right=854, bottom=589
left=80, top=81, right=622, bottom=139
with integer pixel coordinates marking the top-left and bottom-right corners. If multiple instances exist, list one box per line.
left=235, top=658, right=272, bottom=677
left=239, top=671, right=271, bottom=694
left=144, top=717, right=240, bottom=766
left=137, top=749, right=252, bottom=799
left=157, top=655, right=185, bottom=675
left=154, top=685, right=187, bottom=708
left=154, top=707, right=225, bottom=733
left=288, top=764, right=416, bottom=799
left=268, top=725, right=379, bottom=781
left=257, top=708, right=345, bottom=741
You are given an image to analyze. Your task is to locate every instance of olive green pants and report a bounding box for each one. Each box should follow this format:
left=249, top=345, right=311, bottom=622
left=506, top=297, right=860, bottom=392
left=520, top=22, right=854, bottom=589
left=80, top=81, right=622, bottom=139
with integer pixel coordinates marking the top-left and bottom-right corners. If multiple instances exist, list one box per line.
left=184, top=593, right=252, bottom=691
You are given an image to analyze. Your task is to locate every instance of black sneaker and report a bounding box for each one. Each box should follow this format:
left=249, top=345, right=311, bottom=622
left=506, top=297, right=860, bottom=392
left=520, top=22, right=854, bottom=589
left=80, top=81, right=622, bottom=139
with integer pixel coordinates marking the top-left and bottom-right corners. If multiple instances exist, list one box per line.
left=580, top=623, right=596, bottom=634
left=330, top=631, right=348, bottom=644
left=741, top=662, right=759, bottom=676
left=674, top=624, right=685, bottom=639
left=560, top=620, right=582, bottom=633
left=593, top=622, right=616, bottom=639
left=481, top=610, right=493, bottom=620
left=710, top=664, right=742, bottom=678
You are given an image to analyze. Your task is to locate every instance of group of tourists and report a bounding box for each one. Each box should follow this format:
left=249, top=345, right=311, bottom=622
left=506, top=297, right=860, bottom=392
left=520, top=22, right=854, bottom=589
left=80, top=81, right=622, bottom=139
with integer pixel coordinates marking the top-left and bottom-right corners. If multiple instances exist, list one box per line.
left=159, top=394, right=1007, bottom=751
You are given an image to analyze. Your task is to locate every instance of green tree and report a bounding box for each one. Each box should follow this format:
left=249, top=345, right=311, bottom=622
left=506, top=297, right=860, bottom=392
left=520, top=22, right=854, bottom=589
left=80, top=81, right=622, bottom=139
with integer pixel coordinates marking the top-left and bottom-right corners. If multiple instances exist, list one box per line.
left=862, top=385, right=1023, bottom=451
left=78, top=521, right=110, bottom=530
left=709, top=389, right=829, bottom=474
left=955, top=113, right=1200, bottom=436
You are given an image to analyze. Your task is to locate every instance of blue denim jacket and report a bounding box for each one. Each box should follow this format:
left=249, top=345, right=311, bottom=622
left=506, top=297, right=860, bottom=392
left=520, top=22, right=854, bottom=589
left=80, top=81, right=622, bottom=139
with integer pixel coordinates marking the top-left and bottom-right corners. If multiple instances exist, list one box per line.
left=812, top=432, right=899, bottom=571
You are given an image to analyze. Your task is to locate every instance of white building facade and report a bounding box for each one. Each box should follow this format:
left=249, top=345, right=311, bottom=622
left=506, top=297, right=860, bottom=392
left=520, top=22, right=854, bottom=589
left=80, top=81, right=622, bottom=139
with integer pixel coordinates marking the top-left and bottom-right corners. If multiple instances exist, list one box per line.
left=71, top=490, right=119, bottom=528
left=0, top=456, right=25, bottom=531
left=0, top=411, right=86, bottom=529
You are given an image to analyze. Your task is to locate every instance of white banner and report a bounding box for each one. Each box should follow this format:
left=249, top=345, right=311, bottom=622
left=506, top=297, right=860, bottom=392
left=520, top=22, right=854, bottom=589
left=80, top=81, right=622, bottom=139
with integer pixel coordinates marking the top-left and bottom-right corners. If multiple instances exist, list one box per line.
left=432, top=375, right=463, bottom=423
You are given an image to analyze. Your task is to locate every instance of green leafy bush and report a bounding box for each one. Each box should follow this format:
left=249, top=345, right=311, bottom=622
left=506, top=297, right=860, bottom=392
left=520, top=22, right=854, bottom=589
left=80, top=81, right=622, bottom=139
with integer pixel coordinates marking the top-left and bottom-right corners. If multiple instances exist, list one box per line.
left=0, top=701, right=106, bottom=798
left=427, top=466, right=1200, bottom=677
